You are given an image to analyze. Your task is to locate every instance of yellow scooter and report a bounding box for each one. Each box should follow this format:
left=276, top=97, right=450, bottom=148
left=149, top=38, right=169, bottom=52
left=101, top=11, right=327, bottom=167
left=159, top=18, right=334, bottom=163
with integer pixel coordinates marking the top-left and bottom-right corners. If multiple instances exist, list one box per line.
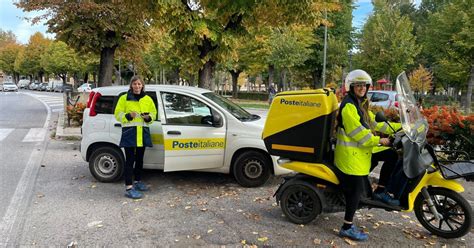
left=262, top=72, right=473, bottom=238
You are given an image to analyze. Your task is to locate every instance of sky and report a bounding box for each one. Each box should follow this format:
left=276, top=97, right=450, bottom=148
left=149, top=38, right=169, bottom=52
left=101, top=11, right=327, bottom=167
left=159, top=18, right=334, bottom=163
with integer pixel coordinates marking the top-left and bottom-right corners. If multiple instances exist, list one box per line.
left=1, top=0, right=420, bottom=44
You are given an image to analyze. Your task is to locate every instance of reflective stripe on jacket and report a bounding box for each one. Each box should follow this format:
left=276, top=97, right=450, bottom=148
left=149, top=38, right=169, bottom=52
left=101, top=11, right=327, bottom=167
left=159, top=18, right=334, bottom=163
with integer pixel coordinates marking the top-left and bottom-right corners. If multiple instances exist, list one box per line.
left=334, top=96, right=401, bottom=176
left=114, top=91, right=157, bottom=147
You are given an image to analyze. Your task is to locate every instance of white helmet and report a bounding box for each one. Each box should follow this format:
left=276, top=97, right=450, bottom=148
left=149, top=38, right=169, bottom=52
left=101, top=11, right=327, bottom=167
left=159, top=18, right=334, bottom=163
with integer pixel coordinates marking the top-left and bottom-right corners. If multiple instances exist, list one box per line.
left=344, top=69, right=372, bottom=91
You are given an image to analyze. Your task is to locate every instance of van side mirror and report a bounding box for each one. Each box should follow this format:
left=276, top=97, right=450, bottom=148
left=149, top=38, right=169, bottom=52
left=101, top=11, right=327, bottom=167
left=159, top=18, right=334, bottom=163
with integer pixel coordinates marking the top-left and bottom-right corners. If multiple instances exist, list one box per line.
left=212, top=114, right=223, bottom=127
left=375, top=111, right=387, bottom=122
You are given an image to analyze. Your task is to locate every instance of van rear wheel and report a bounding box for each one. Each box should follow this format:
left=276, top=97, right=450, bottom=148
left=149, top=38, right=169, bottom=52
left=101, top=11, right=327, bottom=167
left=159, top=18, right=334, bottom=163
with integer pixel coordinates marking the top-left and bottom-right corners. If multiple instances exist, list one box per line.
left=89, top=146, right=124, bottom=182
left=233, top=151, right=271, bottom=187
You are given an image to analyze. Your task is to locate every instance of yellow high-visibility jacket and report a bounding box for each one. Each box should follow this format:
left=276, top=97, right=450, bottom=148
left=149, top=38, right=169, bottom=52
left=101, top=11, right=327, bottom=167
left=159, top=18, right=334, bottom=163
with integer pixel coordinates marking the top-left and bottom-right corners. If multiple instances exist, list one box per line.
left=335, top=95, right=401, bottom=176
left=114, top=91, right=157, bottom=147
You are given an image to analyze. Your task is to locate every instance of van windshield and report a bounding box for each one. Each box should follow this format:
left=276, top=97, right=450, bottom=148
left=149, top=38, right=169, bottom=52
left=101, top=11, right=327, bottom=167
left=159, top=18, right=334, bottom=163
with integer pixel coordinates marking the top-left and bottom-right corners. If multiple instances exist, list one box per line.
left=202, top=92, right=256, bottom=121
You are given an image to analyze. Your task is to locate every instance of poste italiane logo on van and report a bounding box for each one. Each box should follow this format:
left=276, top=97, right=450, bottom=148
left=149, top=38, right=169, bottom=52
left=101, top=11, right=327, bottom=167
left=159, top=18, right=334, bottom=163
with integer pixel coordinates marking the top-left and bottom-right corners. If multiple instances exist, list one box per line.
left=165, top=138, right=226, bottom=150
left=279, top=98, right=321, bottom=107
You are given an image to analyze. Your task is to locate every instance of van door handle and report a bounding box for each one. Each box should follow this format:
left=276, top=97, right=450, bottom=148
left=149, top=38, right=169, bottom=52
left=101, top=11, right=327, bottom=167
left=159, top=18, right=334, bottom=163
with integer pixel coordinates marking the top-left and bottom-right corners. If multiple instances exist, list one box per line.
left=114, top=123, right=121, bottom=127
left=167, top=131, right=181, bottom=135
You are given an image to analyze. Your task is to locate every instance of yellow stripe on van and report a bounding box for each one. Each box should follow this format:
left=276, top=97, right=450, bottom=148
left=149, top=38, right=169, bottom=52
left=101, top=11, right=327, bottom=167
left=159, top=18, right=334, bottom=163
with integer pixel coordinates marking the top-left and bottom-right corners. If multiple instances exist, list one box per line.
left=151, top=134, right=164, bottom=145
left=164, top=138, right=226, bottom=150
left=271, top=144, right=314, bottom=154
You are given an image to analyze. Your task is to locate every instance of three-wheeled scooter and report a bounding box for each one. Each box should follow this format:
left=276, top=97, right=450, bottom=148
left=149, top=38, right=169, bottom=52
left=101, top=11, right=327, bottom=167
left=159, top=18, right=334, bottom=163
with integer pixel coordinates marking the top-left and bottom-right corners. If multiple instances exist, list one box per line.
left=262, top=72, right=473, bottom=238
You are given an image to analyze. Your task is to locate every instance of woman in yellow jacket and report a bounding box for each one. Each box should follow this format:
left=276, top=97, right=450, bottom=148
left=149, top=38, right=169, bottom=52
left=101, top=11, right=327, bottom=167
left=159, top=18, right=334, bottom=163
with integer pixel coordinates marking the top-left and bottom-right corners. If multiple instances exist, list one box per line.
left=335, top=70, right=400, bottom=241
left=114, top=76, right=157, bottom=199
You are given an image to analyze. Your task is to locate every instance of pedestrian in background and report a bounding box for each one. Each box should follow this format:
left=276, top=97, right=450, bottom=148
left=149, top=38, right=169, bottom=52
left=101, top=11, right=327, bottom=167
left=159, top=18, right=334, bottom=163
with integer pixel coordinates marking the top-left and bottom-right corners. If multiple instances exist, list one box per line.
left=268, top=83, right=276, bottom=105
left=114, top=75, right=157, bottom=199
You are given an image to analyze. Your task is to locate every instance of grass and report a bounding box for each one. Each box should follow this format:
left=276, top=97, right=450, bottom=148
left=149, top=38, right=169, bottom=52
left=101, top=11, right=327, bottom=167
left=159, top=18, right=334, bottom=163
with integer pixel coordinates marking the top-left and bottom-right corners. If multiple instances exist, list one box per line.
left=231, top=98, right=270, bottom=109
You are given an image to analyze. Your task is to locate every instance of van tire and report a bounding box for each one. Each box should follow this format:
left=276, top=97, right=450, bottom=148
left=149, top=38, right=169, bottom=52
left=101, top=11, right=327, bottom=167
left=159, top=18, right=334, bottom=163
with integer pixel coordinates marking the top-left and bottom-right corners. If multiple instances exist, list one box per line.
left=89, top=146, right=124, bottom=182
left=233, top=150, right=271, bottom=187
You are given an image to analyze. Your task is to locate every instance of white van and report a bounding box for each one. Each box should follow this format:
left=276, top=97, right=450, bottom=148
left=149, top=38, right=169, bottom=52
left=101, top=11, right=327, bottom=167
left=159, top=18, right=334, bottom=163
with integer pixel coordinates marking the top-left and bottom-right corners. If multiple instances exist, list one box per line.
left=81, top=85, right=291, bottom=187
left=18, top=79, right=30, bottom=89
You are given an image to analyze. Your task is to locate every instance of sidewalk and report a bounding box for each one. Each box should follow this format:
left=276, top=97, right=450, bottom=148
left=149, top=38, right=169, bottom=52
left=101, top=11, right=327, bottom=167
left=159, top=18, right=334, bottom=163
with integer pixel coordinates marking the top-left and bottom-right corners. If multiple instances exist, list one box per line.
left=55, top=113, right=82, bottom=139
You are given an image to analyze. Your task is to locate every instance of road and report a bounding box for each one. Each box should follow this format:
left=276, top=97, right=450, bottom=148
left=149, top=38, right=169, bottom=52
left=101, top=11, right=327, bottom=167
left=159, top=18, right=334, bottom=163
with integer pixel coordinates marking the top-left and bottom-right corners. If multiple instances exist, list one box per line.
left=0, top=90, right=472, bottom=247
left=0, top=90, right=63, bottom=246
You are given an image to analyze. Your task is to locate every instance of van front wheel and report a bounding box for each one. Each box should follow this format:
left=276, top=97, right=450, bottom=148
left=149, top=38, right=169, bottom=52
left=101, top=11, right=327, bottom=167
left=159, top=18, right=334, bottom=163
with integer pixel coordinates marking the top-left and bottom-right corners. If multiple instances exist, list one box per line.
left=233, top=151, right=271, bottom=187
left=89, top=146, right=124, bottom=182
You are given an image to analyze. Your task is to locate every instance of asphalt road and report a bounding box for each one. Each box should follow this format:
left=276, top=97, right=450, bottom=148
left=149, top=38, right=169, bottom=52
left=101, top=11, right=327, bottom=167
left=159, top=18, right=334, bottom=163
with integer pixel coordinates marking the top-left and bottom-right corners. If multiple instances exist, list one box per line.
left=0, top=90, right=473, bottom=247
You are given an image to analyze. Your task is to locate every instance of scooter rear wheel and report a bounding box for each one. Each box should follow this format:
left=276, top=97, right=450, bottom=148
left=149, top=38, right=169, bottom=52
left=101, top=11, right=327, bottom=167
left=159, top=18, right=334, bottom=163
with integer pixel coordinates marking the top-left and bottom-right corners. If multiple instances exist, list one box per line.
left=414, top=188, right=472, bottom=239
left=280, top=182, right=322, bottom=224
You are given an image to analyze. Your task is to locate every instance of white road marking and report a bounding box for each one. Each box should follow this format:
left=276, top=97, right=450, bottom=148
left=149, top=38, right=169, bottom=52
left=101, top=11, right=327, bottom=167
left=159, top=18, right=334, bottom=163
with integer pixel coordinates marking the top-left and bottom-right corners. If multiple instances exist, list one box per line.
left=21, top=128, right=47, bottom=142
left=0, top=129, right=14, bottom=142
left=52, top=108, right=64, bottom=112
left=48, top=104, right=64, bottom=107
left=0, top=93, right=51, bottom=246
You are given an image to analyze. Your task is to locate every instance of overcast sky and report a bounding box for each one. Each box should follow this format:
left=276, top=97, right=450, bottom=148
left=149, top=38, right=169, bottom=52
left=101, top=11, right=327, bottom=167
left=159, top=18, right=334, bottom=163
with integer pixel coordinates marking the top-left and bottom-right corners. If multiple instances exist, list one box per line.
left=1, top=0, right=420, bottom=45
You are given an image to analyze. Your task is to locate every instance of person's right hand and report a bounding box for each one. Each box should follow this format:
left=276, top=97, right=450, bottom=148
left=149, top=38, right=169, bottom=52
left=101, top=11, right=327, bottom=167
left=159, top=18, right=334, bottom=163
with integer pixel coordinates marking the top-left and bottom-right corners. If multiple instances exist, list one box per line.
left=129, top=112, right=138, bottom=118
left=379, top=137, right=390, bottom=146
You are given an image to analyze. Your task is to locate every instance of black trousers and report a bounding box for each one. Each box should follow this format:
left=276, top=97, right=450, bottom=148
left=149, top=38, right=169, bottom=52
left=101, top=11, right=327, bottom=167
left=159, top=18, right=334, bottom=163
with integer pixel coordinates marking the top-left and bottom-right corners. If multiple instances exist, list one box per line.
left=370, top=149, right=399, bottom=188
left=339, top=173, right=366, bottom=223
left=124, top=147, right=146, bottom=186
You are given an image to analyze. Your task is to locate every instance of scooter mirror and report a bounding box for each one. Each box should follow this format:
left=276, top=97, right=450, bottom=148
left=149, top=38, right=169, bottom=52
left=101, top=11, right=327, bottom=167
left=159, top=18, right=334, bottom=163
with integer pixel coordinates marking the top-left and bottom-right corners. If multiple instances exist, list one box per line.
left=375, top=111, right=387, bottom=122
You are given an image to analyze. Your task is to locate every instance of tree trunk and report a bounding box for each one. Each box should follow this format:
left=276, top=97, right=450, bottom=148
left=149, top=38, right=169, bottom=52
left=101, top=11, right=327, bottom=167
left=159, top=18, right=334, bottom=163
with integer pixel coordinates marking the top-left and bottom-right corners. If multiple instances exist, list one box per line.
left=230, top=69, right=241, bottom=98
left=268, top=64, right=274, bottom=90
left=312, top=70, right=321, bottom=89
left=83, top=73, right=89, bottom=86
left=466, top=64, right=474, bottom=114
left=281, top=68, right=287, bottom=91
left=98, top=46, right=117, bottom=87
left=198, top=37, right=217, bottom=89
left=198, top=60, right=215, bottom=89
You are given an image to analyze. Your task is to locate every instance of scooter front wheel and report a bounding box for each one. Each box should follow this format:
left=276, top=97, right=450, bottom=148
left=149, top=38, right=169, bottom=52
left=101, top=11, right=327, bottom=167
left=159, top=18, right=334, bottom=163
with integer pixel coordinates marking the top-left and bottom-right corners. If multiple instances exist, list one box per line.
left=280, top=182, right=322, bottom=224
left=414, top=187, right=472, bottom=238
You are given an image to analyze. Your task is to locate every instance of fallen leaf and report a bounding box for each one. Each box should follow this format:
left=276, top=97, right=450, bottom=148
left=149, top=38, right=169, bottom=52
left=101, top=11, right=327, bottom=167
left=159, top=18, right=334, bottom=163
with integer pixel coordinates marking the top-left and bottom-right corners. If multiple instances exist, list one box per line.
left=193, top=235, right=201, bottom=240
left=37, top=194, right=45, bottom=198
left=401, top=215, right=411, bottom=219
left=313, top=238, right=321, bottom=245
left=240, top=240, right=246, bottom=245
left=185, top=206, right=191, bottom=210
left=133, top=199, right=142, bottom=202
left=87, top=221, right=102, bottom=227
left=134, top=208, right=140, bottom=211
left=71, top=177, right=78, bottom=180
left=218, top=221, right=224, bottom=224
left=252, top=232, right=258, bottom=235
left=257, top=237, right=268, bottom=242
left=96, top=224, right=103, bottom=228
left=200, top=208, right=208, bottom=212
left=236, top=209, right=243, bottom=212
left=90, top=184, right=97, bottom=189
left=344, top=237, right=357, bottom=246
left=207, top=229, right=213, bottom=233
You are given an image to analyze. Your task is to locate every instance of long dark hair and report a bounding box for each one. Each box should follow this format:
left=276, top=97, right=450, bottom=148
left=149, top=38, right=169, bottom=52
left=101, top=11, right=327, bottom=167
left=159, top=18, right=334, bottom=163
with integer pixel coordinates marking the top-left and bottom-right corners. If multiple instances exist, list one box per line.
left=129, top=75, right=145, bottom=94
left=349, top=85, right=372, bottom=130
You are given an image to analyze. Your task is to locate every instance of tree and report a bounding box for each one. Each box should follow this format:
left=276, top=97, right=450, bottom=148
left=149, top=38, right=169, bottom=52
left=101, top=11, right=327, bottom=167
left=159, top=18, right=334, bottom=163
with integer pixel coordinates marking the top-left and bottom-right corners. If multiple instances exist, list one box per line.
left=421, top=0, right=473, bottom=113
left=16, top=1, right=153, bottom=86
left=408, top=64, right=433, bottom=94
left=356, top=2, right=420, bottom=82
left=0, top=43, right=22, bottom=83
left=41, top=41, right=80, bottom=84
left=153, top=0, right=339, bottom=89
left=0, top=29, right=17, bottom=47
left=18, top=32, right=51, bottom=83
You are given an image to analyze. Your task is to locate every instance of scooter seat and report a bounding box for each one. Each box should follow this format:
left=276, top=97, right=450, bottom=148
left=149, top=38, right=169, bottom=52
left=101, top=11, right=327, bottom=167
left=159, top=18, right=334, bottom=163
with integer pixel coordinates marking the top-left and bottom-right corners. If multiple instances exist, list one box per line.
left=439, top=161, right=474, bottom=180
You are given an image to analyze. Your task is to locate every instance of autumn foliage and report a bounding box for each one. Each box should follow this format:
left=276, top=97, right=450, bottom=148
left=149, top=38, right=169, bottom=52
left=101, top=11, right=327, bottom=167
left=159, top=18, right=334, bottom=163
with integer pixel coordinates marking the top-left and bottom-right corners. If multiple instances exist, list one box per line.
left=66, top=102, right=86, bottom=126
left=372, top=105, right=473, bottom=158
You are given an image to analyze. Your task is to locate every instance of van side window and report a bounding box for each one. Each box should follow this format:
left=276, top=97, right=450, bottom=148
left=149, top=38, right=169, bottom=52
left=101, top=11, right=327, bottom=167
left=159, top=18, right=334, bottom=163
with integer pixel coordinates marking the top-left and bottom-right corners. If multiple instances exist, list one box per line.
left=371, top=93, right=389, bottom=102
left=95, top=96, right=115, bottom=114
left=160, top=92, right=212, bottom=125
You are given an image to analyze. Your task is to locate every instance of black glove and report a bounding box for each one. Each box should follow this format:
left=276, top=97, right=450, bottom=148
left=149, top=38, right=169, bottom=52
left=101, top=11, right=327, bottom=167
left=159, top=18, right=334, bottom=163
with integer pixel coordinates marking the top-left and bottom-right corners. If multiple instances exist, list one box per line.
left=141, top=113, right=152, bottom=122
left=125, top=113, right=133, bottom=121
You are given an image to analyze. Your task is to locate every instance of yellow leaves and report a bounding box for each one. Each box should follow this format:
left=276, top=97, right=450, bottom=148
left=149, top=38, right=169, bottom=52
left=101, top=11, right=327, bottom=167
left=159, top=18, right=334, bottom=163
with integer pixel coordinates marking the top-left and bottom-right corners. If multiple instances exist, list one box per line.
left=257, top=236, right=268, bottom=242
left=408, top=64, right=433, bottom=93
left=344, top=237, right=358, bottom=246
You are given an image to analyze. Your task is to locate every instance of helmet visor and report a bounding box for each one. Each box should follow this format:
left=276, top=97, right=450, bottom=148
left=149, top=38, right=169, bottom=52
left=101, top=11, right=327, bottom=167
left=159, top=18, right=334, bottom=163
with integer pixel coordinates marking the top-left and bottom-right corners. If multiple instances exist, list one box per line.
left=352, top=81, right=368, bottom=87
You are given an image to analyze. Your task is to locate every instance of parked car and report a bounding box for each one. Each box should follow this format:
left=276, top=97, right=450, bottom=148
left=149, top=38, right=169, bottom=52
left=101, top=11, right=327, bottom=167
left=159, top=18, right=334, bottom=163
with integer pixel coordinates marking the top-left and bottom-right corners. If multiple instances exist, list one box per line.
left=39, top=82, right=48, bottom=91
left=367, top=90, right=399, bottom=109
left=77, top=83, right=93, bottom=92
left=18, top=79, right=30, bottom=89
left=29, top=82, right=41, bottom=90
left=2, top=81, right=18, bottom=92
left=53, top=84, right=73, bottom=93
left=81, top=85, right=291, bottom=187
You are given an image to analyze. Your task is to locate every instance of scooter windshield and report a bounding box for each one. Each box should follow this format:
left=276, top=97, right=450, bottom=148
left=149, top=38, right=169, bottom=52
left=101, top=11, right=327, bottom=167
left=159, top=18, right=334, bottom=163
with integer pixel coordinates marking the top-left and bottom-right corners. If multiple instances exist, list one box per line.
left=395, top=72, right=428, bottom=145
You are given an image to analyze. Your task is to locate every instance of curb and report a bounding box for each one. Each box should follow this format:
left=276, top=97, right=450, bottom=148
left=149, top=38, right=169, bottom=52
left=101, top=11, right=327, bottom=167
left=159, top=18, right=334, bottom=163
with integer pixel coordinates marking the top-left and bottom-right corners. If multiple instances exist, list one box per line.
left=55, top=114, right=82, bottom=139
